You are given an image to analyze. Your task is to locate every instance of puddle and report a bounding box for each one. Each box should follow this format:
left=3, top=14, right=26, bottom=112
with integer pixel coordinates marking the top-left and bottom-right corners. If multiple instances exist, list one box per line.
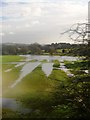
left=4, top=62, right=25, bottom=72
left=15, top=62, right=25, bottom=68
left=0, top=98, right=31, bottom=114
left=10, top=62, right=40, bottom=88
left=4, top=68, right=12, bottom=72
left=42, top=63, right=53, bottom=77
left=60, top=63, right=74, bottom=77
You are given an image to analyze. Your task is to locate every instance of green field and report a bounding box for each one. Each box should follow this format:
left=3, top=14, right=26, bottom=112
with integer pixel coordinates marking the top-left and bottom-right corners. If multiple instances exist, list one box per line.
left=2, top=55, right=25, bottom=63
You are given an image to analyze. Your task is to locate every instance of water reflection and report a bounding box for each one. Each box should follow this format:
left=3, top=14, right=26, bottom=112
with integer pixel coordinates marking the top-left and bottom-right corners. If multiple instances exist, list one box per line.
left=0, top=98, right=30, bottom=114
left=23, top=55, right=79, bottom=62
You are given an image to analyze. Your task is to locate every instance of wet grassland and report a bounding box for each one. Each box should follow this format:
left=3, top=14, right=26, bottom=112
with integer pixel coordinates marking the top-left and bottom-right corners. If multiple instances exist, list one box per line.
left=2, top=55, right=90, bottom=119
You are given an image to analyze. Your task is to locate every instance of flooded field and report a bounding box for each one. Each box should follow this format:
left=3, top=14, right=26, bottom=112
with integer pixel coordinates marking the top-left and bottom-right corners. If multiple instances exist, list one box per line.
left=3, top=55, right=79, bottom=87
left=1, top=55, right=81, bottom=117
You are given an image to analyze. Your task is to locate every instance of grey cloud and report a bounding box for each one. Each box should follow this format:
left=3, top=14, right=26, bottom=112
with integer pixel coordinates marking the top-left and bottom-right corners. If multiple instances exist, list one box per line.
left=1, top=0, right=88, bottom=44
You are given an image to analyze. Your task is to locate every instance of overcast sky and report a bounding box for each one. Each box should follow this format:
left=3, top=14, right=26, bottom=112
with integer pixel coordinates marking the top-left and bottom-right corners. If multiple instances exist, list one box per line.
left=0, top=0, right=89, bottom=44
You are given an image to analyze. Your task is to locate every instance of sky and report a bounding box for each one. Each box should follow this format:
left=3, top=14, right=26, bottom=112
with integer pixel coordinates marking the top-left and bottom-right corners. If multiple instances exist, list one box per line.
left=0, top=0, right=89, bottom=44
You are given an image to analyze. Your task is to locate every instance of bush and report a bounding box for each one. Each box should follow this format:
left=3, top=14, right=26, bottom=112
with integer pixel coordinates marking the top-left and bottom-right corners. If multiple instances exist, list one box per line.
left=53, top=60, right=60, bottom=68
left=53, top=63, right=60, bottom=68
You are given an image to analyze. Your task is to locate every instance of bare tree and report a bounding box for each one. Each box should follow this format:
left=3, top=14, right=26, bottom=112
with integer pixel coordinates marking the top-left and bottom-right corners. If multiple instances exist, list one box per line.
left=61, top=23, right=89, bottom=44
left=61, top=1, right=90, bottom=45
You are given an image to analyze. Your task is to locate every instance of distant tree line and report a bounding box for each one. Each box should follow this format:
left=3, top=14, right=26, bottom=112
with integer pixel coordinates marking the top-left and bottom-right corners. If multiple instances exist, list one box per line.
left=1, top=42, right=88, bottom=56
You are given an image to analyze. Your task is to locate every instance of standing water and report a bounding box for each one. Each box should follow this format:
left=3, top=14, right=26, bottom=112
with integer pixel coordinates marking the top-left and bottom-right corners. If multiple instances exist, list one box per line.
left=0, top=98, right=30, bottom=114
left=10, top=62, right=40, bottom=88
left=42, top=63, right=53, bottom=77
